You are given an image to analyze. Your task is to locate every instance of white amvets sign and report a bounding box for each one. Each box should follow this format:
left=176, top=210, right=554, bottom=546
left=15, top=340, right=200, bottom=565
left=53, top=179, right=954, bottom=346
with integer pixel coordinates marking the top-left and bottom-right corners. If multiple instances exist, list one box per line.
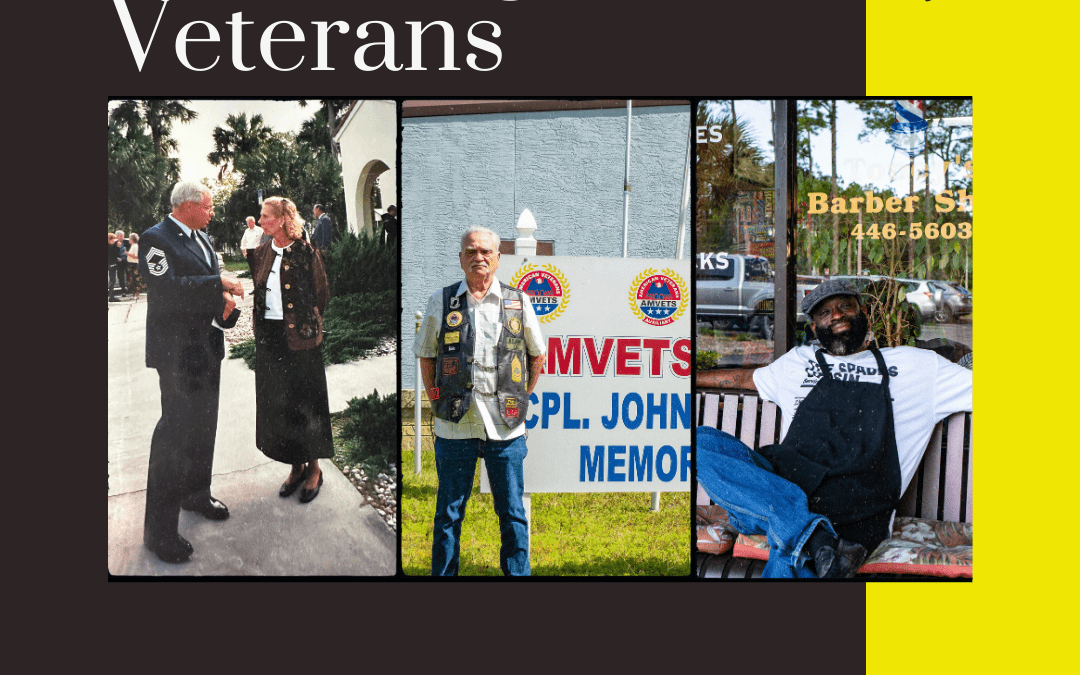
left=483, top=255, right=692, bottom=493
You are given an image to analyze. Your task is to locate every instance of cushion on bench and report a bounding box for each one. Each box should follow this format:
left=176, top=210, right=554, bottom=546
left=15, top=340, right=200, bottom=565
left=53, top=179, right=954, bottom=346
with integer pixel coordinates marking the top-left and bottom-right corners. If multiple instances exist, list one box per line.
left=728, top=517, right=972, bottom=578
left=696, top=393, right=972, bottom=579
left=695, top=504, right=735, bottom=555
left=859, top=517, right=972, bottom=578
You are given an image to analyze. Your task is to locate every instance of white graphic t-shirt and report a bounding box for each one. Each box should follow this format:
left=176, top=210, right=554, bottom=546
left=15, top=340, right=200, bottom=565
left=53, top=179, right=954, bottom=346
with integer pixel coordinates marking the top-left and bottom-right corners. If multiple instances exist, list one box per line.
left=753, top=344, right=972, bottom=496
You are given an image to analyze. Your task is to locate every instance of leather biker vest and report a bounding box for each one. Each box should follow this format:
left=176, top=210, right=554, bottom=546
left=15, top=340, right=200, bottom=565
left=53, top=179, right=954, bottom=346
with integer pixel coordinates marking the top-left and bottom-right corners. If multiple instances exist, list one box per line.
left=432, top=282, right=531, bottom=428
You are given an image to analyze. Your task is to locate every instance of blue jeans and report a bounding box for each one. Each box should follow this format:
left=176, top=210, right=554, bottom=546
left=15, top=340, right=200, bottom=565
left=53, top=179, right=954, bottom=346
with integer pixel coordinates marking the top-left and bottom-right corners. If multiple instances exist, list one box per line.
left=432, top=435, right=530, bottom=576
left=696, top=426, right=836, bottom=578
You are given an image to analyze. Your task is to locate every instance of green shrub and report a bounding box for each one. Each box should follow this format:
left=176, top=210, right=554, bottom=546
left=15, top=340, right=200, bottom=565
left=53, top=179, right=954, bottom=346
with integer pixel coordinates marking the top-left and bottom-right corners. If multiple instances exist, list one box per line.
left=229, top=338, right=257, bottom=369
left=321, top=291, right=397, bottom=365
left=340, top=390, right=398, bottom=477
left=696, top=350, right=719, bottom=370
left=862, top=279, right=922, bottom=347
left=228, top=292, right=395, bottom=370
left=322, top=232, right=397, bottom=297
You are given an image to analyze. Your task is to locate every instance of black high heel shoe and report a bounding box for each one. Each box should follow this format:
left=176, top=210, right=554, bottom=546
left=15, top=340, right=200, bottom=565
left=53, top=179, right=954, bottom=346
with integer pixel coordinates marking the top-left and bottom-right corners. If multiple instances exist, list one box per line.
left=279, top=469, right=305, bottom=498
left=299, top=469, right=324, bottom=504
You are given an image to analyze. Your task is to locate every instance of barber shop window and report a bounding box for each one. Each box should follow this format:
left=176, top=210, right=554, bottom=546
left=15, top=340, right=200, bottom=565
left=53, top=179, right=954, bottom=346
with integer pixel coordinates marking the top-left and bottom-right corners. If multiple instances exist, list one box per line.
left=695, top=99, right=973, bottom=376
left=793, top=99, right=973, bottom=365
left=695, top=100, right=780, bottom=369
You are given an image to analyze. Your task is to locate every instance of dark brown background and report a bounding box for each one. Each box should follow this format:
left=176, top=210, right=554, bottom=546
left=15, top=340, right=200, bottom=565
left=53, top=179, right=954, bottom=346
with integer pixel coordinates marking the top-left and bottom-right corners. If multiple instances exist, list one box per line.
left=33, top=0, right=867, bottom=666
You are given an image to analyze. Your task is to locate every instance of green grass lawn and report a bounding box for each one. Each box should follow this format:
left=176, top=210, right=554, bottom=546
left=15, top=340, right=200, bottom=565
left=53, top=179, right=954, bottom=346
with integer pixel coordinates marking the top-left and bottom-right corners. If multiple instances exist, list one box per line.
left=223, top=260, right=250, bottom=273
left=401, top=441, right=691, bottom=576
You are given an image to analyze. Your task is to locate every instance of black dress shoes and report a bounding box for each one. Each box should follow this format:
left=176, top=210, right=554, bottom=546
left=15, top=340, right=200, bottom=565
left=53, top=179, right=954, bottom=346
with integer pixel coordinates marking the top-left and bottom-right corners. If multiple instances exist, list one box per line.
left=181, top=496, right=230, bottom=520
left=144, top=532, right=193, bottom=563
left=299, top=471, right=324, bottom=504
left=280, top=473, right=305, bottom=498
left=813, top=537, right=868, bottom=579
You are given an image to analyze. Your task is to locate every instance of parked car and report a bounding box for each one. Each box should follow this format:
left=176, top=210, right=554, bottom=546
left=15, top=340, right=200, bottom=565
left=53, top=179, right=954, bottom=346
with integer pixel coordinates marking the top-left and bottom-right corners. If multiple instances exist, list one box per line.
left=855, top=278, right=970, bottom=324
left=944, top=282, right=972, bottom=299
left=696, top=253, right=818, bottom=339
left=898, top=278, right=937, bottom=321
left=928, top=280, right=972, bottom=323
left=831, top=275, right=929, bottom=328
left=696, top=253, right=776, bottom=338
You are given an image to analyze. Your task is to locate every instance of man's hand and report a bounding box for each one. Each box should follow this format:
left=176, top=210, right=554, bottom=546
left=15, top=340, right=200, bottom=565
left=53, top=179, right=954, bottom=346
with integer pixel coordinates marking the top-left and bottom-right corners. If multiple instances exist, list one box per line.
left=221, top=272, right=245, bottom=299
left=222, top=291, right=236, bottom=321
left=526, top=354, right=545, bottom=395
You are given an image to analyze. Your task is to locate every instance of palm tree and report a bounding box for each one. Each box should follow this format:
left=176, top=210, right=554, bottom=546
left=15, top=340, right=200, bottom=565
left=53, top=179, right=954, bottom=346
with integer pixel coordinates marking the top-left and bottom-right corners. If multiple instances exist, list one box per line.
left=696, top=101, right=772, bottom=253
left=109, top=100, right=197, bottom=156
left=297, top=99, right=352, bottom=162
left=207, top=113, right=274, bottom=180
left=107, top=119, right=178, bottom=232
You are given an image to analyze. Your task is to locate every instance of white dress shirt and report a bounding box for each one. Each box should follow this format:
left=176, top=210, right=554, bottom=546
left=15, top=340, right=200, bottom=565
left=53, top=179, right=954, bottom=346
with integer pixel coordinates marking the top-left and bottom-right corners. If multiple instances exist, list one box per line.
left=240, top=225, right=265, bottom=252
left=263, top=241, right=288, bottom=320
left=415, top=278, right=546, bottom=441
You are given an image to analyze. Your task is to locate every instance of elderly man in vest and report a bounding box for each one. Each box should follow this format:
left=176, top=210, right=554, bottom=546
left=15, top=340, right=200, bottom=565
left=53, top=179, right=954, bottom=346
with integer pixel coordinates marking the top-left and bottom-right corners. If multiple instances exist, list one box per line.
left=416, top=226, right=546, bottom=576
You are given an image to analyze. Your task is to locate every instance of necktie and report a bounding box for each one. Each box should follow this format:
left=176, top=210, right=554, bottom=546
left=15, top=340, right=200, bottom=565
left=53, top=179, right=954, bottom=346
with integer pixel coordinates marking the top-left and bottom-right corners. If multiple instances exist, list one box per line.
left=191, top=231, right=211, bottom=268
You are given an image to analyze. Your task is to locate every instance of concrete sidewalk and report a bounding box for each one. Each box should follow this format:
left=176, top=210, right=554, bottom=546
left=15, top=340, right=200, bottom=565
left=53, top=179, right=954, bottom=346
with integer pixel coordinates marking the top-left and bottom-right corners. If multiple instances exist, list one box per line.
left=108, top=282, right=397, bottom=576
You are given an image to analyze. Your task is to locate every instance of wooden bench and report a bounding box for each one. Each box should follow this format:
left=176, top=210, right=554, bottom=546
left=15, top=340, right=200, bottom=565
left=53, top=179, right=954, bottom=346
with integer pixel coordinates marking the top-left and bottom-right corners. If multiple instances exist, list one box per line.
left=695, top=391, right=973, bottom=579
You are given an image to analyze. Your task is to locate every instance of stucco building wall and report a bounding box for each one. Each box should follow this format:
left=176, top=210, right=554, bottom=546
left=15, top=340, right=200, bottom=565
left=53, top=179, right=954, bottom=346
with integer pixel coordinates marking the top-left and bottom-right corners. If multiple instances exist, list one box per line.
left=400, top=104, right=690, bottom=383
left=335, top=100, right=398, bottom=237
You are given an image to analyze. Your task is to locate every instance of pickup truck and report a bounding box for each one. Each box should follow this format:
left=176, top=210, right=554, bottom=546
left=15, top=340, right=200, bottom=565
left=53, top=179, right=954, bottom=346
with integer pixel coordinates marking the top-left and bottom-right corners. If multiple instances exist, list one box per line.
left=696, top=252, right=814, bottom=339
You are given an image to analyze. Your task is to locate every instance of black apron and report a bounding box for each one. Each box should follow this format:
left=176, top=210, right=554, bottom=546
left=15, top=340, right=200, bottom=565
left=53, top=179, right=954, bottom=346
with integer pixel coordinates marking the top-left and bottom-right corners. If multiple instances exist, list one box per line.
left=758, top=345, right=901, bottom=552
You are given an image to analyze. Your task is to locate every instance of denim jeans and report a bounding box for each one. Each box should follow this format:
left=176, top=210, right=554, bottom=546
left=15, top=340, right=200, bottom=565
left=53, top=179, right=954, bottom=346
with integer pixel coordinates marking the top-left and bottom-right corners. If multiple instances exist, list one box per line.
left=432, top=435, right=530, bottom=576
left=696, top=426, right=836, bottom=578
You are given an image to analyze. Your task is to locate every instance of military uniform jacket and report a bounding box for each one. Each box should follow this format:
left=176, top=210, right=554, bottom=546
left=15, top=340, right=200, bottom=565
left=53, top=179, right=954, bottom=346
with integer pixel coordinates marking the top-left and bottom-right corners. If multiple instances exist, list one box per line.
left=139, top=217, right=239, bottom=372
left=250, top=238, right=330, bottom=351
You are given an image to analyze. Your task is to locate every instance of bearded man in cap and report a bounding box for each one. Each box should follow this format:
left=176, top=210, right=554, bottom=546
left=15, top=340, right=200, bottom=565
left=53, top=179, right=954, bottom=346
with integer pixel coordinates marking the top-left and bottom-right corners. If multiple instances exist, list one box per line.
left=696, top=279, right=972, bottom=578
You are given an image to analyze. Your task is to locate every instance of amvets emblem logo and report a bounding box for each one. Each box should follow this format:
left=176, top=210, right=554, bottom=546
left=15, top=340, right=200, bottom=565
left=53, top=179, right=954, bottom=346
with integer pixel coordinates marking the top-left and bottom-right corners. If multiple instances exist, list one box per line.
left=511, top=264, right=570, bottom=323
left=628, top=268, right=688, bottom=327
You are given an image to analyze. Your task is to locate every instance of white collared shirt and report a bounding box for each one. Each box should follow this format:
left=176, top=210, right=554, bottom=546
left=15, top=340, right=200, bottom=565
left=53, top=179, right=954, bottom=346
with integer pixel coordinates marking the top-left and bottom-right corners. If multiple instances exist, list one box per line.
left=240, top=225, right=265, bottom=251
left=263, top=241, right=287, bottom=320
left=415, top=278, right=546, bottom=441
left=169, top=215, right=213, bottom=269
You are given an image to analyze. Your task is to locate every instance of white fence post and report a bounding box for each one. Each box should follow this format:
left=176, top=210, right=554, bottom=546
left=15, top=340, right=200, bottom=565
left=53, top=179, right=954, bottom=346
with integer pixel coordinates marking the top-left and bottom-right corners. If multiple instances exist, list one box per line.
left=516, top=208, right=538, bottom=256
left=414, top=310, right=423, bottom=475
left=515, top=209, right=537, bottom=546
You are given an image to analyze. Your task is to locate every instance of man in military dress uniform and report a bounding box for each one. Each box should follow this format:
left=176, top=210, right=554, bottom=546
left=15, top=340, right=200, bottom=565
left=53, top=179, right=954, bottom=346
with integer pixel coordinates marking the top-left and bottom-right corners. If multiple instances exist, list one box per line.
left=415, top=226, right=546, bottom=576
left=139, top=181, right=245, bottom=563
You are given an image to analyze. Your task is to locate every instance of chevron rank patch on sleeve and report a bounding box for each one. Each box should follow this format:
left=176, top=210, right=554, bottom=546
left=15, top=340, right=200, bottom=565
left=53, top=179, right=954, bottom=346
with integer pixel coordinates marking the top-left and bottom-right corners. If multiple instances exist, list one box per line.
left=145, top=247, right=169, bottom=276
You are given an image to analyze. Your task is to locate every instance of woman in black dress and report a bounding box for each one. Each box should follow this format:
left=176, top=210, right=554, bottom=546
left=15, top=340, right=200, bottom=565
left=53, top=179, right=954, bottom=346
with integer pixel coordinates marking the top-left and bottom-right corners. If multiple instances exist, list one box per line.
left=251, top=196, right=333, bottom=503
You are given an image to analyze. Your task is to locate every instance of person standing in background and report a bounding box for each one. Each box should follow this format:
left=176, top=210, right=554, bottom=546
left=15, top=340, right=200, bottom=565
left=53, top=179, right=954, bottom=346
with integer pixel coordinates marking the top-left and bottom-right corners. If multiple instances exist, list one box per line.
left=240, top=215, right=265, bottom=265
left=311, top=204, right=332, bottom=253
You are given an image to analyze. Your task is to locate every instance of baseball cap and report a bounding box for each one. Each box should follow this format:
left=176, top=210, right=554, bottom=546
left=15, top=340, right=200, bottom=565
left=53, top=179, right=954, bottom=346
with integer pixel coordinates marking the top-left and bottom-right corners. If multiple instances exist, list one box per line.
left=801, top=279, right=862, bottom=316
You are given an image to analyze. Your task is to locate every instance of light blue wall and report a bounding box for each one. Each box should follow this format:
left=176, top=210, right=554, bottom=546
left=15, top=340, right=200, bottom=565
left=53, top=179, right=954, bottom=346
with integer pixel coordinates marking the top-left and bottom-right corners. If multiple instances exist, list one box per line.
left=401, top=104, right=690, bottom=382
